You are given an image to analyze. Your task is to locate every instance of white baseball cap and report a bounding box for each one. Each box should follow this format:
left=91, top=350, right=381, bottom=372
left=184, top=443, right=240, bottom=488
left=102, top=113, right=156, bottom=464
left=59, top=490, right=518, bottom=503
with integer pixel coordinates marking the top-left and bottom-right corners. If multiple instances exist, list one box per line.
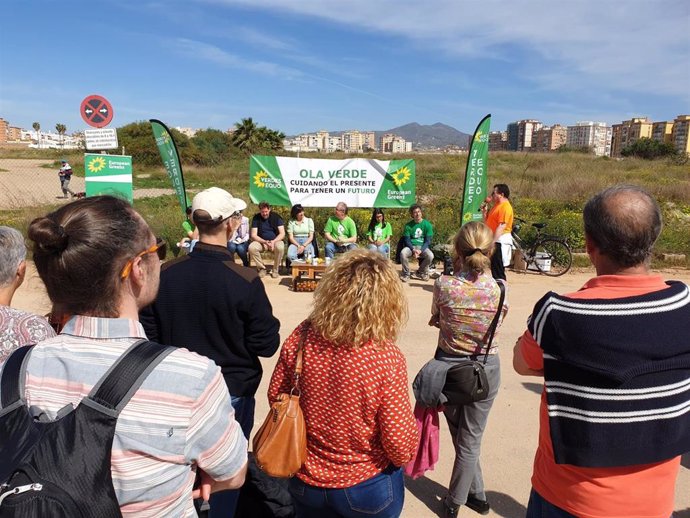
left=191, top=187, right=247, bottom=222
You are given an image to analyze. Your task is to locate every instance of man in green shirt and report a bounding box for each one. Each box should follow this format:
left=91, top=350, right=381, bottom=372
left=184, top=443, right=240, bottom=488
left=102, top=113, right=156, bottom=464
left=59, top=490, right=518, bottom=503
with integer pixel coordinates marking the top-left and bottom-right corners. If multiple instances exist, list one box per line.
left=401, top=204, right=434, bottom=282
left=324, top=202, right=358, bottom=258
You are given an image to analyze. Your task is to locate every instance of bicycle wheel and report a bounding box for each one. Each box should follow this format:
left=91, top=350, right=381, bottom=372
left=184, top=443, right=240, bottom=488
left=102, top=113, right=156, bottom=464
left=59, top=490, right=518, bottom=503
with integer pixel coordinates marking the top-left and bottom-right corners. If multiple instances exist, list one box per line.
left=533, top=239, right=572, bottom=276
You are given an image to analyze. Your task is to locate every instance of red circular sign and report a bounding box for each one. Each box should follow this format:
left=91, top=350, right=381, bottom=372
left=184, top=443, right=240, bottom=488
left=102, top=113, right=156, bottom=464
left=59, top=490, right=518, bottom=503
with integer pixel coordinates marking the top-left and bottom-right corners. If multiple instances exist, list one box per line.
left=80, top=94, right=114, bottom=128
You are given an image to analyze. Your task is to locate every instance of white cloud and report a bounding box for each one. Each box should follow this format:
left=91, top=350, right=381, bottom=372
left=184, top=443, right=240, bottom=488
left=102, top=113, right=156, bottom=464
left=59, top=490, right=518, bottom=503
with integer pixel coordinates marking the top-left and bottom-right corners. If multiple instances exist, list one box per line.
left=204, top=0, right=690, bottom=99
left=169, top=38, right=304, bottom=78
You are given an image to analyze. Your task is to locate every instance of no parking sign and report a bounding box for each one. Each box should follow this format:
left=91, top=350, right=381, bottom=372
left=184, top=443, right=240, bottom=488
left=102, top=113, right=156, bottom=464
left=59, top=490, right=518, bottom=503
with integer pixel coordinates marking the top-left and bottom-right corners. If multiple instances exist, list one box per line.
left=80, top=94, right=114, bottom=128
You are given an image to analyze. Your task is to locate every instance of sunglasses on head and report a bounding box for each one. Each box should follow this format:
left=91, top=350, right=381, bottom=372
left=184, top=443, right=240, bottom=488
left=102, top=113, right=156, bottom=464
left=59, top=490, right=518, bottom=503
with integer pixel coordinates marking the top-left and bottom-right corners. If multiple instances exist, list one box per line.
left=120, top=238, right=166, bottom=279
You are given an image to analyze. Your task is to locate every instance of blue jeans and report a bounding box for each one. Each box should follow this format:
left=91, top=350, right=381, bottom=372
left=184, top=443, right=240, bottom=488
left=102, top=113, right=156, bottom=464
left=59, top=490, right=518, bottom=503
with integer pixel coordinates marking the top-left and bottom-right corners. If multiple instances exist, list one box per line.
left=288, top=465, right=404, bottom=518
left=325, top=242, right=357, bottom=258
left=208, top=396, right=255, bottom=518
left=367, top=243, right=390, bottom=257
left=288, top=236, right=315, bottom=261
left=227, top=241, right=249, bottom=266
left=526, top=489, right=577, bottom=518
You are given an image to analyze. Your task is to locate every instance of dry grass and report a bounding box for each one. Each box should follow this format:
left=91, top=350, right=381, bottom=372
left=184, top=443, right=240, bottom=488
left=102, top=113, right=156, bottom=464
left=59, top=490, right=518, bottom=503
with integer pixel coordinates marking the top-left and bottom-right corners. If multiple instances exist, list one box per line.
left=2, top=150, right=688, bottom=265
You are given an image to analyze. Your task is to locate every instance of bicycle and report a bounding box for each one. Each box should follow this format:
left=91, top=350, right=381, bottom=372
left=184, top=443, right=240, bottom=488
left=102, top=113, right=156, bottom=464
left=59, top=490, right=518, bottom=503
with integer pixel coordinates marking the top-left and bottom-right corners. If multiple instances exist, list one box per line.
left=510, top=217, right=572, bottom=277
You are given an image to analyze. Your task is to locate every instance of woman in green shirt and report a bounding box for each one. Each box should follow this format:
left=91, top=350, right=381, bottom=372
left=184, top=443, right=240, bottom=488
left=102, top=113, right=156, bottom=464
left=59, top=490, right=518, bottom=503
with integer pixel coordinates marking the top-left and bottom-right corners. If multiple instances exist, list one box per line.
left=367, top=208, right=392, bottom=257
left=287, top=204, right=315, bottom=261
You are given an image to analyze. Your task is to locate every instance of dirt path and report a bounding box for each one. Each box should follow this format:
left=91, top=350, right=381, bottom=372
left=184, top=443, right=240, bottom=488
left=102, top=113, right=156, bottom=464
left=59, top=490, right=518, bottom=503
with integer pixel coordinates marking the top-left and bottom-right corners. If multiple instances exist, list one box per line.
left=12, top=265, right=690, bottom=517
left=0, top=158, right=171, bottom=209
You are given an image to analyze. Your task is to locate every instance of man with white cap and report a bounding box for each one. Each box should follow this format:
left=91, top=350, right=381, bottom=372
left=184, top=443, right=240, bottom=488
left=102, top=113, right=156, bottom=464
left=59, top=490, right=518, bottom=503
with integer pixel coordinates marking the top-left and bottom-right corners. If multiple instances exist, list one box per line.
left=140, top=187, right=280, bottom=518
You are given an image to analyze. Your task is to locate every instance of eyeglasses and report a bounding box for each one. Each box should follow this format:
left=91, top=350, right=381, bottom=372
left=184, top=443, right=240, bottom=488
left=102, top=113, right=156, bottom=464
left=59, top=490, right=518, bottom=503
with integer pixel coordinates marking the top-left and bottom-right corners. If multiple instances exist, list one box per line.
left=120, top=238, right=167, bottom=279
left=335, top=208, right=345, bottom=213
left=230, top=211, right=242, bottom=219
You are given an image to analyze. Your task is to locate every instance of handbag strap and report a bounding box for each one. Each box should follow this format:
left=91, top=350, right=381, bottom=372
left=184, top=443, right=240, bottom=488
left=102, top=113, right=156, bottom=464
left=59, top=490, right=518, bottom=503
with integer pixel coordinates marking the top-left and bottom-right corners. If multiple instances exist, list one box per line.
left=292, top=321, right=310, bottom=393
left=481, top=280, right=506, bottom=364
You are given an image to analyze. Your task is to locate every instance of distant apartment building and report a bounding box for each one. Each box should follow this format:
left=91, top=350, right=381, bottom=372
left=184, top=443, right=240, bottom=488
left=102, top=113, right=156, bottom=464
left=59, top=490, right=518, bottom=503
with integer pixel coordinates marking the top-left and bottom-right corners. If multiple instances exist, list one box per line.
left=489, top=131, right=508, bottom=152
left=379, top=133, right=411, bottom=153
left=8, top=126, right=23, bottom=141
left=0, top=118, right=8, bottom=144
left=651, top=121, right=674, bottom=145
left=326, top=135, right=342, bottom=152
left=671, top=114, right=690, bottom=156
left=531, top=125, right=567, bottom=153
left=316, top=130, right=330, bottom=151
left=566, top=121, right=612, bottom=156
left=297, top=134, right=319, bottom=151
left=506, top=123, right=518, bottom=151
left=506, top=120, right=543, bottom=151
left=363, top=131, right=377, bottom=151
left=610, top=117, right=653, bottom=157
left=174, top=127, right=198, bottom=138
left=342, top=130, right=365, bottom=153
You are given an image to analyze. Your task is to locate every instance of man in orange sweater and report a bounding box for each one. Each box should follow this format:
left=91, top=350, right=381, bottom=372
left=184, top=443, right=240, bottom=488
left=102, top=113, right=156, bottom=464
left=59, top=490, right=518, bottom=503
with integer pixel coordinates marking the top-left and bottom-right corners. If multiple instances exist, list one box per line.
left=481, top=183, right=513, bottom=280
left=513, top=185, right=689, bottom=518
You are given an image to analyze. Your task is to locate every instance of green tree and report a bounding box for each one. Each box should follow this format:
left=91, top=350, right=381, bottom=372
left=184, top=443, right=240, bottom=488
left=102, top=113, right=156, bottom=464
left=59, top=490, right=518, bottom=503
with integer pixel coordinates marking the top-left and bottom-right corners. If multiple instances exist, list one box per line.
left=231, top=118, right=285, bottom=154
left=191, top=129, right=235, bottom=165
left=621, top=138, right=677, bottom=160
left=55, top=123, right=67, bottom=148
left=32, top=121, right=40, bottom=148
left=231, top=117, right=258, bottom=152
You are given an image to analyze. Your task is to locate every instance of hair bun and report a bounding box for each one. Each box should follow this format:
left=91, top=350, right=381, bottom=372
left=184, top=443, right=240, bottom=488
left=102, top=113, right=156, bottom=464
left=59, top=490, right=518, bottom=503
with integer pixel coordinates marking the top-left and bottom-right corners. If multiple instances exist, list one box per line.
left=28, top=217, right=69, bottom=253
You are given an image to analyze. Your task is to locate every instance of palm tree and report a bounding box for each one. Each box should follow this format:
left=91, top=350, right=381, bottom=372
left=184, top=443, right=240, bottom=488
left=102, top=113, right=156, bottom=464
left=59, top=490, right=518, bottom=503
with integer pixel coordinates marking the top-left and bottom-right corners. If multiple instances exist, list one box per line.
left=231, top=117, right=257, bottom=152
left=55, top=123, right=67, bottom=148
left=32, top=121, right=41, bottom=148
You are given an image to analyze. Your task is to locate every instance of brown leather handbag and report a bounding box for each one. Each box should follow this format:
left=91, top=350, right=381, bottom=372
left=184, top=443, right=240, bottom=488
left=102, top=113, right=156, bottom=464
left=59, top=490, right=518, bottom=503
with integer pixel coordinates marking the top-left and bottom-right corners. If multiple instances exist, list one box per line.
left=253, top=323, right=309, bottom=478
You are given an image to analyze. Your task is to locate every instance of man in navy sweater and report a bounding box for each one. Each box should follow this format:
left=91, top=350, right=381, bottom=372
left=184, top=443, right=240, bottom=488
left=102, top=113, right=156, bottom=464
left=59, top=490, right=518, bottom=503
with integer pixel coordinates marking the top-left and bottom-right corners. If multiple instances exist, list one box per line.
left=140, top=187, right=280, bottom=518
left=512, top=185, right=690, bottom=518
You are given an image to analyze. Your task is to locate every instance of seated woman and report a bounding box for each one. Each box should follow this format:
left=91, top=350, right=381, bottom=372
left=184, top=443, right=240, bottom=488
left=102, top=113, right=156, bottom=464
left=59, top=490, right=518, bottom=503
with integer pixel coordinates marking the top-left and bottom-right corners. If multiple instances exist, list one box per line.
left=287, top=203, right=315, bottom=261
left=268, top=249, right=418, bottom=518
left=366, top=208, right=392, bottom=257
left=428, top=222, right=508, bottom=518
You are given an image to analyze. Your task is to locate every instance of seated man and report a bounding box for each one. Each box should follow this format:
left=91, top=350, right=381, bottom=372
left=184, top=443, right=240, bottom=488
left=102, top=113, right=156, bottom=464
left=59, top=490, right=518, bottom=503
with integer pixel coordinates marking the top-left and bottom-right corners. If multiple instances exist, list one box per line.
left=324, top=202, right=358, bottom=258
left=248, top=201, right=285, bottom=278
left=400, top=204, right=434, bottom=282
left=0, top=226, right=56, bottom=362
left=228, top=214, right=250, bottom=267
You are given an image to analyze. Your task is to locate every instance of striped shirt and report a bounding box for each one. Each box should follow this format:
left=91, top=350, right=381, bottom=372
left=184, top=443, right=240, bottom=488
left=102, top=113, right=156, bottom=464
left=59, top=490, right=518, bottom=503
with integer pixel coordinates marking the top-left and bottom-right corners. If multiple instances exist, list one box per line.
left=0, top=315, right=247, bottom=518
left=518, top=275, right=687, bottom=518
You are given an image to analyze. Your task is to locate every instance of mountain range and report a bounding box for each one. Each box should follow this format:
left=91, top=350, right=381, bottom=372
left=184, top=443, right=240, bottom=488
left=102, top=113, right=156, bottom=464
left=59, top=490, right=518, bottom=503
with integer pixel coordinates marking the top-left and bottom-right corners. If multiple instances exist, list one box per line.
left=375, top=122, right=471, bottom=149
left=305, top=122, right=471, bottom=149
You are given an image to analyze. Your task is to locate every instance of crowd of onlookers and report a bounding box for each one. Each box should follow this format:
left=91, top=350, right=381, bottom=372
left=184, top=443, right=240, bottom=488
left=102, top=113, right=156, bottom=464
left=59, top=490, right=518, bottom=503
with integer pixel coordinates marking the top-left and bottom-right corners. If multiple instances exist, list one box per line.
left=0, top=183, right=687, bottom=518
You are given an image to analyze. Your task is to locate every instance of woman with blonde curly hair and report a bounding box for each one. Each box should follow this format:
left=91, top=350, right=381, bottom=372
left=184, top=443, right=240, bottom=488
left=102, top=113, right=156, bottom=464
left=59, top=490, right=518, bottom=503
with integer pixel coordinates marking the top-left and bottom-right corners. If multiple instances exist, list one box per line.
left=428, top=222, right=508, bottom=517
left=268, top=249, right=418, bottom=518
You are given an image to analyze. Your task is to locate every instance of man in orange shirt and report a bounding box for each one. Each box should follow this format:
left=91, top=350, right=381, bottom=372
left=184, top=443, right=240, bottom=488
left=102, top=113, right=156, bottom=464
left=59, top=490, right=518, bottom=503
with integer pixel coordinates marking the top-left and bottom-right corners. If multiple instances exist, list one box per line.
left=481, top=184, right=513, bottom=280
left=513, top=185, right=690, bottom=518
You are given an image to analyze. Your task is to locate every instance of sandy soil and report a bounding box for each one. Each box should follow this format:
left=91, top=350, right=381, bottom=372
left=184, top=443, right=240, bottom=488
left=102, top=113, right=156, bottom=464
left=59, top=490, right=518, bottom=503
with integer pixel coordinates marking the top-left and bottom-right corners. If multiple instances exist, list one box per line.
left=13, top=263, right=690, bottom=517
left=0, top=158, right=171, bottom=209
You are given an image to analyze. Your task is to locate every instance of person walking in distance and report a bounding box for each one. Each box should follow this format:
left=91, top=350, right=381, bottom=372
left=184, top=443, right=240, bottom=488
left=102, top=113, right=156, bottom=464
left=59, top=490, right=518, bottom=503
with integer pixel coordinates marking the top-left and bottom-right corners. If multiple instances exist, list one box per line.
left=58, top=160, right=76, bottom=198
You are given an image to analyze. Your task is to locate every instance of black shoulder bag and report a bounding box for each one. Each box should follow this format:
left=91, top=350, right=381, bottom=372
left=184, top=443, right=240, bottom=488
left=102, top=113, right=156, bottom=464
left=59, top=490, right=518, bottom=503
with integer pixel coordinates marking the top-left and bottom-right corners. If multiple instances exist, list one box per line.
left=442, top=281, right=506, bottom=406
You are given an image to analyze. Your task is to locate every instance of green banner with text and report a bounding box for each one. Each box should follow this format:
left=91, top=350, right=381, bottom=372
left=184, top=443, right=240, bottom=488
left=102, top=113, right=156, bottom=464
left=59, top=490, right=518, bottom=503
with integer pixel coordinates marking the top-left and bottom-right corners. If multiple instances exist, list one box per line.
left=84, top=153, right=133, bottom=203
left=249, top=156, right=416, bottom=207
left=461, top=114, right=491, bottom=225
left=150, top=119, right=188, bottom=214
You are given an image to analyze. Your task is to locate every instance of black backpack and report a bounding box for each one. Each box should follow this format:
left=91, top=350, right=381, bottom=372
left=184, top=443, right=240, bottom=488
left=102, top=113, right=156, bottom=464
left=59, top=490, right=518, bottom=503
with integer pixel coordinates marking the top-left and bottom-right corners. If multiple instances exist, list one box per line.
left=0, top=340, right=173, bottom=517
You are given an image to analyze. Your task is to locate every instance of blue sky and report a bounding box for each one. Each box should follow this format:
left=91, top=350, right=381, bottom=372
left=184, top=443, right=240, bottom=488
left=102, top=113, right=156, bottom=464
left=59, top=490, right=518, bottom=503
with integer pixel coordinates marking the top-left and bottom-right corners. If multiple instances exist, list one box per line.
left=1, top=0, right=688, bottom=136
